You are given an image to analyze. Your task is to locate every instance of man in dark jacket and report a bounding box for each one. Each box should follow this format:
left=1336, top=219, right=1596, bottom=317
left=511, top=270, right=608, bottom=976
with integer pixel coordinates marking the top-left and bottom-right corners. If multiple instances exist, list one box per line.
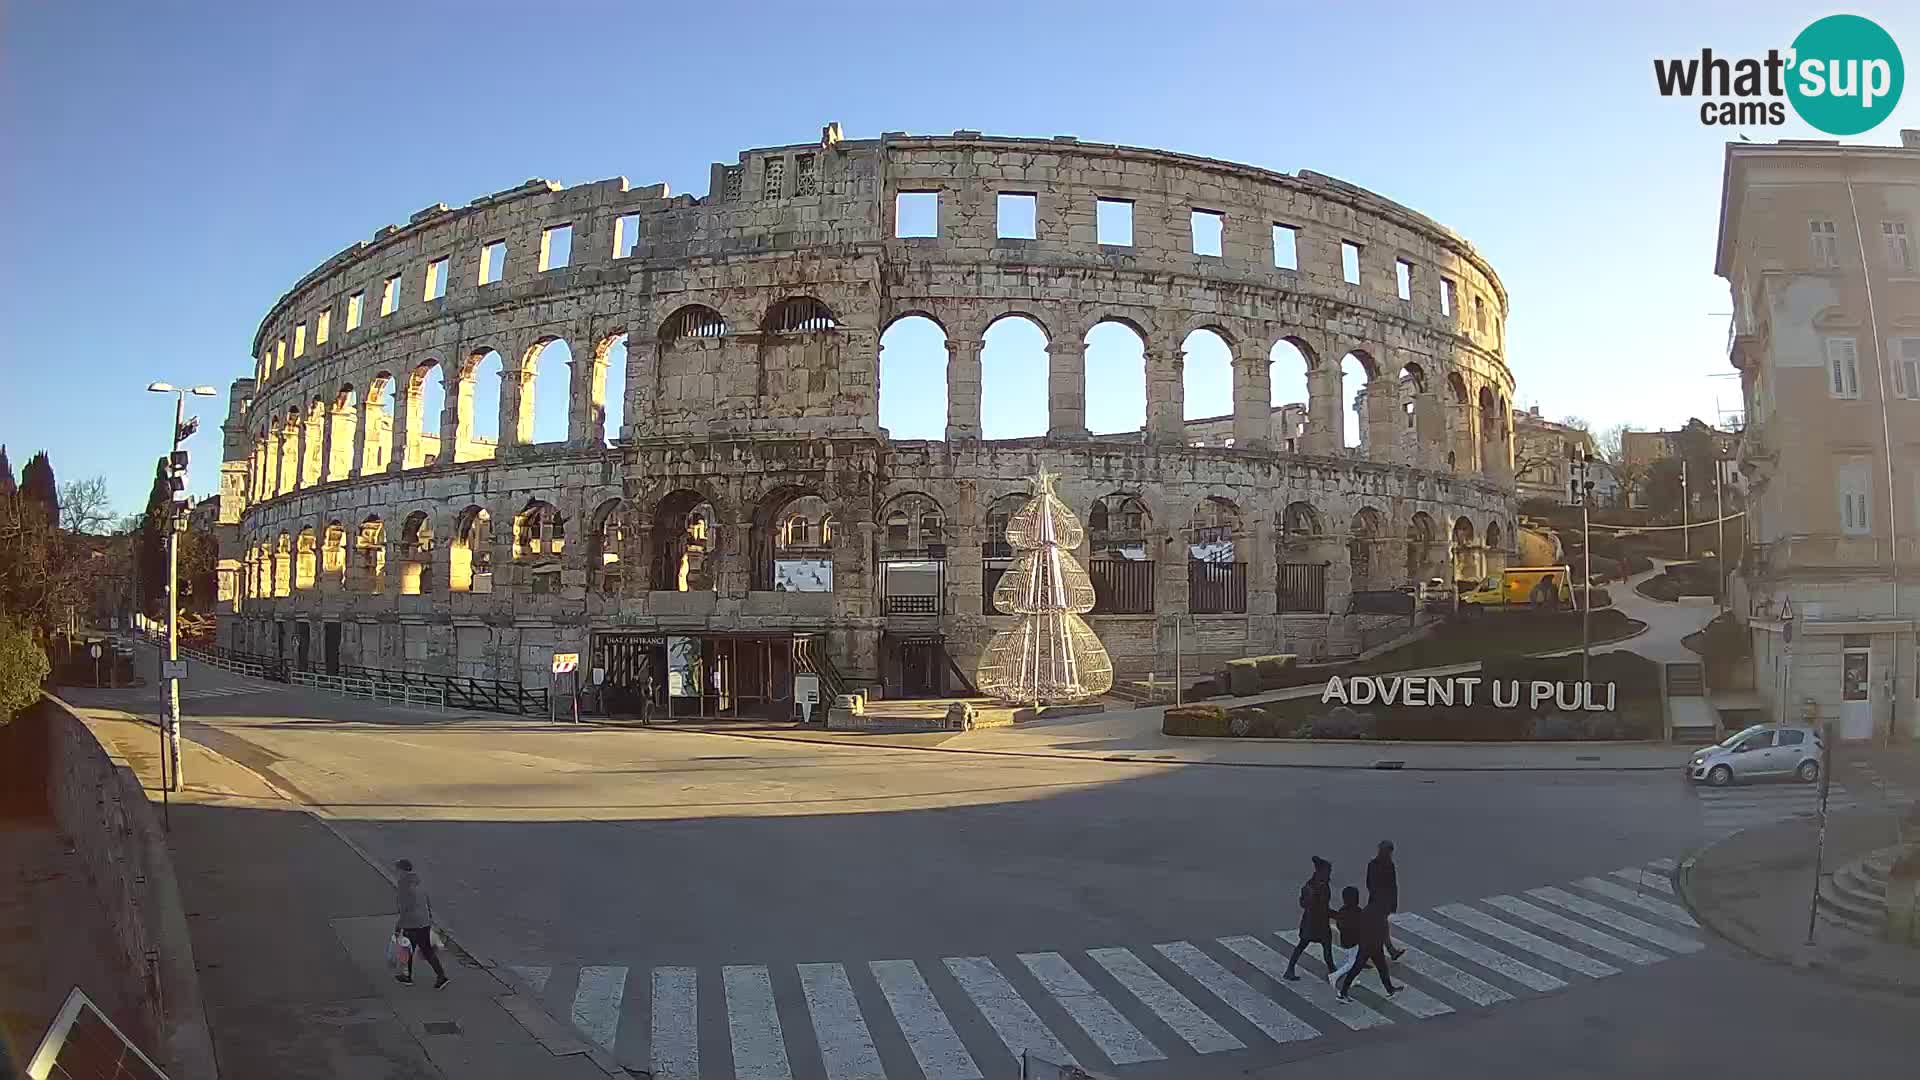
left=1366, top=840, right=1407, bottom=960
left=393, top=858, right=449, bottom=988
left=1282, top=856, right=1334, bottom=980
left=1333, top=885, right=1401, bottom=1001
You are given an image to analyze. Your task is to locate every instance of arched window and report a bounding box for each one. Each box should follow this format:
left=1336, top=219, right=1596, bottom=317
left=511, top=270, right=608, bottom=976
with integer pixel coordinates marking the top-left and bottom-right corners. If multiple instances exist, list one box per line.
left=660, top=305, right=728, bottom=341
left=322, top=522, right=347, bottom=587
left=358, top=517, right=386, bottom=594
left=451, top=507, right=493, bottom=593
left=273, top=533, right=291, bottom=597
left=1350, top=507, right=1383, bottom=591
left=650, top=490, right=718, bottom=592
left=754, top=492, right=832, bottom=592
left=399, top=512, right=433, bottom=595
left=587, top=500, right=625, bottom=596
left=763, top=296, right=837, bottom=334
left=515, top=502, right=565, bottom=560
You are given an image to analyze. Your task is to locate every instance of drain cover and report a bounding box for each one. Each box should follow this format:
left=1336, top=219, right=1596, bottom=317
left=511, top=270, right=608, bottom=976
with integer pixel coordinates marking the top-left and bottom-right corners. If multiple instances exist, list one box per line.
left=1576, top=754, right=1602, bottom=762
left=423, top=1021, right=462, bottom=1036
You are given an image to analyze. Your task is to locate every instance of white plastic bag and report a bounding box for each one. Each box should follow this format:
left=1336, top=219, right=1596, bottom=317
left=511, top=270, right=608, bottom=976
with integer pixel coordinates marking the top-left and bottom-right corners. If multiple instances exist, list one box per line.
left=388, top=932, right=413, bottom=975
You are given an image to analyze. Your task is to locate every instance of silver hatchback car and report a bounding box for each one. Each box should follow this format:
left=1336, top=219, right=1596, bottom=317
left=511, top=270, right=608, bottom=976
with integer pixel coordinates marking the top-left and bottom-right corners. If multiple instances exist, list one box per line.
left=1688, top=723, right=1823, bottom=787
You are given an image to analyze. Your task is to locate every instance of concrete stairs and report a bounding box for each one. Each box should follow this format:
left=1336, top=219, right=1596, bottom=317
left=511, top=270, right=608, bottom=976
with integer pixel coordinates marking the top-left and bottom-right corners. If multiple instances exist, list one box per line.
left=1817, top=846, right=1896, bottom=936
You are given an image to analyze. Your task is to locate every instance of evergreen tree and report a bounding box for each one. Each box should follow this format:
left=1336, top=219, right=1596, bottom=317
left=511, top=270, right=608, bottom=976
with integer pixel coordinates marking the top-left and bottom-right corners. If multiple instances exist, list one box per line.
left=19, top=451, right=57, bottom=523
left=136, top=457, right=171, bottom=617
left=0, top=445, right=14, bottom=499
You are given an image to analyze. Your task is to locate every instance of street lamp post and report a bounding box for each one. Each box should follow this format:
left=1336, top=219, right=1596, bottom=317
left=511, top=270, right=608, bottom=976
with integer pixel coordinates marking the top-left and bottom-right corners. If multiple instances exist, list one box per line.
left=1570, top=446, right=1595, bottom=688
left=148, top=381, right=218, bottom=794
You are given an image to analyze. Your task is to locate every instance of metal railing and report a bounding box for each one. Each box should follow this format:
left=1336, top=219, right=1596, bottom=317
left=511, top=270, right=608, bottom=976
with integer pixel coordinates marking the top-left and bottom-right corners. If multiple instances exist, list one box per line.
left=1278, top=562, right=1328, bottom=613
left=883, top=593, right=940, bottom=615
left=1090, top=559, right=1155, bottom=614
left=1187, top=560, right=1247, bottom=614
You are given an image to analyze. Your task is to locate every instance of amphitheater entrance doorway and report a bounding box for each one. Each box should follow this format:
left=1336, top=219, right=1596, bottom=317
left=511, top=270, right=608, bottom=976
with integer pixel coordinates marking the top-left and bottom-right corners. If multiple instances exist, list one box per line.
left=293, top=621, right=310, bottom=673
left=883, top=633, right=952, bottom=699
left=591, top=631, right=798, bottom=722
left=323, top=622, right=341, bottom=675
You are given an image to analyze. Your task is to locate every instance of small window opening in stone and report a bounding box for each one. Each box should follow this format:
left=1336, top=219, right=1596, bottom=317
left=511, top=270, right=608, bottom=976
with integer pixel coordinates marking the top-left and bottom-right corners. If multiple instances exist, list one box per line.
left=1440, top=277, right=1455, bottom=316
left=722, top=166, right=744, bottom=202
left=998, top=193, right=1037, bottom=239
left=293, top=322, right=307, bottom=358
left=613, top=213, right=640, bottom=258
left=1341, top=241, right=1361, bottom=285
left=315, top=310, right=331, bottom=345
left=896, top=191, right=938, bottom=237
left=793, top=153, right=817, bottom=196
left=479, top=240, right=506, bottom=285
left=424, top=257, right=449, bottom=301
left=347, top=291, right=365, bottom=330
left=1191, top=209, right=1224, bottom=257
left=663, top=305, right=729, bottom=341
left=766, top=297, right=837, bottom=334
left=382, top=275, right=400, bottom=316
left=1273, top=223, right=1298, bottom=269
left=1396, top=258, right=1413, bottom=300
left=275, top=338, right=286, bottom=370
left=1475, top=295, right=1487, bottom=333
left=539, top=224, right=572, bottom=271
left=1097, top=198, right=1133, bottom=246
left=763, top=157, right=785, bottom=200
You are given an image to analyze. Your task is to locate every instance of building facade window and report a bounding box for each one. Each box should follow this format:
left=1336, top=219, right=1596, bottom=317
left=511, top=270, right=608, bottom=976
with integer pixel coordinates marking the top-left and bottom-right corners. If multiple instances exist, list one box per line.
left=1826, top=337, right=1860, bottom=398
left=1883, top=221, right=1913, bottom=273
left=1838, top=457, right=1872, bottom=535
left=1811, top=220, right=1839, bottom=268
left=793, top=153, right=816, bottom=196
left=1440, top=277, right=1454, bottom=316
left=1893, top=337, right=1920, bottom=399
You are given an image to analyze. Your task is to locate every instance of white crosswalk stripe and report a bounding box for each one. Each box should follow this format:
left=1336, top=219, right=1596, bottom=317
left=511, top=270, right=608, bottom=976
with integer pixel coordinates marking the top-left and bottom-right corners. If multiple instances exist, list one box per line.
left=1481, top=895, right=1665, bottom=965
left=1573, top=877, right=1699, bottom=926
left=1434, top=904, right=1619, bottom=979
left=179, top=685, right=274, bottom=701
left=1274, top=931, right=1454, bottom=1018
left=1526, top=887, right=1704, bottom=954
left=1646, top=857, right=1676, bottom=871
left=870, top=960, right=981, bottom=1080
left=723, top=965, right=793, bottom=1080
left=570, top=965, right=627, bottom=1052
left=1609, top=867, right=1675, bottom=894
left=1695, top=783, right=1860, bottom=832
left=1018, top=951, right=1164, bottom=1064
left=946, top=956, right=1078, bottom=1069
left=798, top=963, right=886, bottom=1080
left=650, top=966, right=699, bottom=1080
left=513, top=859, right=1718, bottom=1073
left=1154, top=941, right=1320, bottom=1045
left=1394, top=912, right=1567, bottom=992
left=1217, top=935, right=1391, bottom=1030
left=1084, top=947, right=1243, bottom=1054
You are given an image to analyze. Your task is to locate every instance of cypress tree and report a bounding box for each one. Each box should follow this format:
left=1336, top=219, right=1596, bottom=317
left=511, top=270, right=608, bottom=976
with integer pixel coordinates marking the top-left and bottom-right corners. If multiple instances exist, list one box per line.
left=20, top=451, right=57, bottom=523
left=0, top=445, right=14, bottom=498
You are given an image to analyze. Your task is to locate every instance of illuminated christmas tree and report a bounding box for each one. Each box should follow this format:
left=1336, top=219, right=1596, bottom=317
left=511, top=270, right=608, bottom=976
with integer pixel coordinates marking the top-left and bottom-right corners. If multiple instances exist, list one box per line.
left=976, top=469, right=1114, bottom=705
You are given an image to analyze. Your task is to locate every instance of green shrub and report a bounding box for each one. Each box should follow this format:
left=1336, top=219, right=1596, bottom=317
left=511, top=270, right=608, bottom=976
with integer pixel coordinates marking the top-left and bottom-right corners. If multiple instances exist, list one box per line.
left=1163, top=704, right=1230, bottom=736
left=0, top=618, right=49, bottom=722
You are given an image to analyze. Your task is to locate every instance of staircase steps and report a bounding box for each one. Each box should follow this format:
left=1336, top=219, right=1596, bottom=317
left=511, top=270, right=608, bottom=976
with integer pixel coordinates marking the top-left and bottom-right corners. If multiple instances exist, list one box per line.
left=1816, top=847, right=1896, bottom=935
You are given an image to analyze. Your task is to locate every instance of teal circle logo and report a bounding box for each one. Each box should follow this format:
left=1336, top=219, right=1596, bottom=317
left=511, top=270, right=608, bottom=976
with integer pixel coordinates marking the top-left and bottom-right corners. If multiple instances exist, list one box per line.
left=1787, top=15, right=1904, bottom=135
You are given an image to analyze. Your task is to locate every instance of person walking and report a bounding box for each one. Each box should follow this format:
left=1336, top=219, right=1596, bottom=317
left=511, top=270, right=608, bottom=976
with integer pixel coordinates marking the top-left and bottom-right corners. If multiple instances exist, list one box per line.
left=1366, top=840, right=1407, bottom=960
left=1333, top=885, right=1401, bottom=1001
left=1282, top=856, right=1335, bottom=981
left=393, top=858, right=449, bottom=988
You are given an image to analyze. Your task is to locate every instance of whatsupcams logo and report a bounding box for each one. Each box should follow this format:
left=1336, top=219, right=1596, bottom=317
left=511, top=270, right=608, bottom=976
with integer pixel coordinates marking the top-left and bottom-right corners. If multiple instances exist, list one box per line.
left=1654, top=14, right=1904, bottom=134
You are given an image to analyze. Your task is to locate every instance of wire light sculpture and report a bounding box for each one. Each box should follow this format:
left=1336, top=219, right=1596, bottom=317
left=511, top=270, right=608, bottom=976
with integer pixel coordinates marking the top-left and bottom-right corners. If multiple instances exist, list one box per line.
left=976, top=469, right=1114, bottom=705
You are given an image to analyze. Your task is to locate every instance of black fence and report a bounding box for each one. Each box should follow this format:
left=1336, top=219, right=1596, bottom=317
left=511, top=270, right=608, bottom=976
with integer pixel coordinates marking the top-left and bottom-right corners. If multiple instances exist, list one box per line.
left=1278, top=563, right=1328, bottom=613
left=167, top=637, right=549, bottom=717
left=884, top=593, right=939, bottom=616
left=1091, top=559, right=1155, bottom=614
left=1187, top=560, right=1247, bottom=614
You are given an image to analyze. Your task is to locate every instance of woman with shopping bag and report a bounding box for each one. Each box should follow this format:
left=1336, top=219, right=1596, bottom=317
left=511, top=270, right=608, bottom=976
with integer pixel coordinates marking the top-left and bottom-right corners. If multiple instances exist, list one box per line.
left=393, top=858, right=449, bottom=988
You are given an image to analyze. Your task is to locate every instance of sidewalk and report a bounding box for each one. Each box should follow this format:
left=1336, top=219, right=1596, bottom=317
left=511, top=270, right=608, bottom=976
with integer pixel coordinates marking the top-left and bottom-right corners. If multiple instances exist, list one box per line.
left=66, top=707, right=612, bottom=1080
left=1679, top=808, right=1919, bottom=996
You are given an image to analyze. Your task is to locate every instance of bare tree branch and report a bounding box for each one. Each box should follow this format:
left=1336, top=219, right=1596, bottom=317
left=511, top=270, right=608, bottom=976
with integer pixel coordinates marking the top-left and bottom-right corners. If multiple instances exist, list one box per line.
left=58, top=475, right=115, bottom=535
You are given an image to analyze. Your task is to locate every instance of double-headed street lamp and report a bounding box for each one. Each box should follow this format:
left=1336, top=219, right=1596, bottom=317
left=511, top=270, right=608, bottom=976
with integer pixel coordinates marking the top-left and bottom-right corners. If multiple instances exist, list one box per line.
left=148, top=382, right=218, bottom=795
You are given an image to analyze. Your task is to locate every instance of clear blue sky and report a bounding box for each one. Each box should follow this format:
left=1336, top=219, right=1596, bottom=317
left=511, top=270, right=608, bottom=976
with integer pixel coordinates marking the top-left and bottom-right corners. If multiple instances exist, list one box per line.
left=4, top=1, right=1915, bottom=516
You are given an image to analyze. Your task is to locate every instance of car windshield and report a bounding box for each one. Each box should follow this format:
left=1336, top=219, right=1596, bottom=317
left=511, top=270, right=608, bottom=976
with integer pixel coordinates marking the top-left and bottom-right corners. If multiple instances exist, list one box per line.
left=1717, top=723, right=1771, bottom=748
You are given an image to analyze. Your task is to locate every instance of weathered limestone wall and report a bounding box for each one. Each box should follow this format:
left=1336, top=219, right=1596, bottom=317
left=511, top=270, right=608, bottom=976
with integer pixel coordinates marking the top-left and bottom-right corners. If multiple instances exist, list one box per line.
left=221, top=129, right=1518, bottom=688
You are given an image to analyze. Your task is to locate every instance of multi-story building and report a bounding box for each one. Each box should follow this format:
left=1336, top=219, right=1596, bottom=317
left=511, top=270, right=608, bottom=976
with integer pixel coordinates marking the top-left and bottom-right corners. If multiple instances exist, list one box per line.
left=1619, top=425, right=1739, bottom=509
left=1512, top=407, right=1610, bottom=506
left=1719, top=130, right=1920, bottom=743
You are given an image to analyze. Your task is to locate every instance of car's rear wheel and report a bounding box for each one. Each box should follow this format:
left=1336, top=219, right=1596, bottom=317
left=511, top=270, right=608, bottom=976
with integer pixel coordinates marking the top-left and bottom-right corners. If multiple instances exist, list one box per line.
left=1797, top=759, right=1820, bottom=783
left=1708, top=764, right=1734, bottom=787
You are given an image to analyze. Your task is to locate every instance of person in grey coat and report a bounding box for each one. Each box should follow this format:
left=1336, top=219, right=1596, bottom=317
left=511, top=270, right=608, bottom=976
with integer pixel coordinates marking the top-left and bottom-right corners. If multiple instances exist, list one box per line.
left=393, top=858, right=448, bottom=987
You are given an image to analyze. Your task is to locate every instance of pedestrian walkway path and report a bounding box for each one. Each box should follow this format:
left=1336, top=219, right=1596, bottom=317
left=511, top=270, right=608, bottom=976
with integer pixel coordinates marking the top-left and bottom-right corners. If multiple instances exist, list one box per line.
left=177, top=684, right=278, bottom=703
left=502, top=858, right=1699, bottom=1079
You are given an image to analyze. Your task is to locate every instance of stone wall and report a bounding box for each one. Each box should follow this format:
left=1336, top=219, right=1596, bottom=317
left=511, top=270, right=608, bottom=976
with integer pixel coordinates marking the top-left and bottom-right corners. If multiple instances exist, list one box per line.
left=221, top=128, right=1519, bottom=688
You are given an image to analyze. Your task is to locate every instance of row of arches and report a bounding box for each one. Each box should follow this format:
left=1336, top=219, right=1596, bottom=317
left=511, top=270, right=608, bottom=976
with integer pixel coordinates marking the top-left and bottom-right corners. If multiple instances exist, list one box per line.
left=240, top=482, right=1510, bottom=612
left=247, top=334, right=630, bottom=501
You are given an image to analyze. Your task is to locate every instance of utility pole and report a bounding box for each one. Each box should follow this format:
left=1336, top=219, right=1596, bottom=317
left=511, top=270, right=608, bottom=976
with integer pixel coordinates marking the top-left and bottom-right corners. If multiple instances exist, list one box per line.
left=1681, top=458, right=1691, bottom=559
left=1570, top=445, right=1595, bottom=687
left=148, top=382, right=216, bottom=794
left=1715, top=455, right=1727, bottom=611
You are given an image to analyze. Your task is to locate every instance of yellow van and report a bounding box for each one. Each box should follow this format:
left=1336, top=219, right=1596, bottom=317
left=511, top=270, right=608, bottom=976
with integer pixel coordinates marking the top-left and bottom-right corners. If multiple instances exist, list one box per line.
left=1460, top=566, right=1573, bottom=610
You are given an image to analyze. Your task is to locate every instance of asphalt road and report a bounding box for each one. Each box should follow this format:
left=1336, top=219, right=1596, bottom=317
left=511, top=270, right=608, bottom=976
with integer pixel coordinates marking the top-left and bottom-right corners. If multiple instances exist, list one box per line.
left=67, top=642, right=1915, bottom=1079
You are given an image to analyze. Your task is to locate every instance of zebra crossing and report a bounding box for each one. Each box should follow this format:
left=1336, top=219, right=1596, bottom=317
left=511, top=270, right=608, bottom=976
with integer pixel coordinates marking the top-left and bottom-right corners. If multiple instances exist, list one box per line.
left=503, top=858, right=1699, bottom=1078
left=1693, top=780, right=1863, bottom=833
left=178, top=684, right=276, bottom=703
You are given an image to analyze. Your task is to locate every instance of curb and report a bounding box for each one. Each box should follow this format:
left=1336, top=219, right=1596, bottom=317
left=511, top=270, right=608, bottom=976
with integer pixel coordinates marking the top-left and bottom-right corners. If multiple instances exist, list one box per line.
left=1675, top=812, right=1920, bottom=1000
left=68, top=692, right=624, bottom=1078
left=636, top=723, right=1684, bottom=772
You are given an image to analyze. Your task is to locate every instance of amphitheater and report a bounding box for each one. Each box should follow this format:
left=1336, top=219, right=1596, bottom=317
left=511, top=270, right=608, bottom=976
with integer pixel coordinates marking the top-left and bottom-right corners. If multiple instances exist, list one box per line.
left=211, top=125, right=1519, bottom=718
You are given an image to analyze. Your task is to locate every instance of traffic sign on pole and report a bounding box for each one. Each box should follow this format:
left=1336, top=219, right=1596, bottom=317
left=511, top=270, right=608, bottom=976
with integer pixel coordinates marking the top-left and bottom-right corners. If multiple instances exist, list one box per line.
left=551, top=652, right=579, bottom=675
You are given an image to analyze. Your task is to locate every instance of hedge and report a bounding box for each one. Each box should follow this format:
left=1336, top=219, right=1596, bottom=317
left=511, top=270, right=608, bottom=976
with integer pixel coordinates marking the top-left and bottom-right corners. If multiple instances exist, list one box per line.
left=0, top=617, right=49, bottom=723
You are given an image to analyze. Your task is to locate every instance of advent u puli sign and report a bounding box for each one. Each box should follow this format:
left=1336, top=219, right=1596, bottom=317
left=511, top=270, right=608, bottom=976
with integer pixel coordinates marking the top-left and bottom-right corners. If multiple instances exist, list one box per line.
left=1653, top=14, right=1904, bottom=134
left=1322, top=676, right=1620, bottom=712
